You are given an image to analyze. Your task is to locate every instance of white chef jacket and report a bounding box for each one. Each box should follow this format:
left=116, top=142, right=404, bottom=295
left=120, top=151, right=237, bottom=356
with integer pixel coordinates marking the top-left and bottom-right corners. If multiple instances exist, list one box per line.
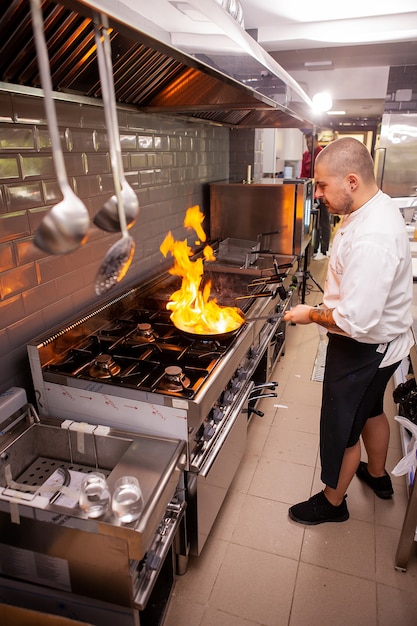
left=323, top=190, right=414, bottom=367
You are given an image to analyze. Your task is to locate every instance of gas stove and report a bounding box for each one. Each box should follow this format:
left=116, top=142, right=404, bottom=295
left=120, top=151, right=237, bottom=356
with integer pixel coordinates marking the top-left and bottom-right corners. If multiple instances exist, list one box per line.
left=28, top=255, right=295, bottom=445
left=28, top=254, right=296, bottom=555
left=42, top=308, right=238, bottom=400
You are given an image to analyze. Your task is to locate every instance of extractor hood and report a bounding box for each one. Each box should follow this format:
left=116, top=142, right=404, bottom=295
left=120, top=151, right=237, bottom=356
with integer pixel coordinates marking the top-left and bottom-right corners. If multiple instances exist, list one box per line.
left=0, top=0, right=315, bottom=129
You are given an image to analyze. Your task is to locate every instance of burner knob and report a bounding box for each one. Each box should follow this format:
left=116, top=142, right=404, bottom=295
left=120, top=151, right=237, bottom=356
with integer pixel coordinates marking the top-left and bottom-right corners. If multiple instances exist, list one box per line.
left=231, top=377, right=240, bottom=392
left=222, top=389, right=234, bottom=405
left=237, top=367, right=247, bottom=381
left=203, top=423, right=215, bottom=440
left=194, top=440, right=204, bottom=453
left=213, top=407, right=223, bottom=423
left=146, top=550, right=162, bottom=571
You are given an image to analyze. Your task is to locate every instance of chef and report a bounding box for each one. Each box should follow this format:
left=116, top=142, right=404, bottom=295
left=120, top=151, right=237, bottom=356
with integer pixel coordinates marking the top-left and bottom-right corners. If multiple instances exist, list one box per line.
left=284, top=137, right=413, bottom=525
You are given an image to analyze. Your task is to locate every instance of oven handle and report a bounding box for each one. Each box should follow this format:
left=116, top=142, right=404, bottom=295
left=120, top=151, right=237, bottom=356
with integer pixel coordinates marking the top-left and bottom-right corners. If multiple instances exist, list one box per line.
left=252, top=381, right=278, bottom=391
left=133, top=500, right=186, bottom=611
left=196, top=381, right=255, bottom=477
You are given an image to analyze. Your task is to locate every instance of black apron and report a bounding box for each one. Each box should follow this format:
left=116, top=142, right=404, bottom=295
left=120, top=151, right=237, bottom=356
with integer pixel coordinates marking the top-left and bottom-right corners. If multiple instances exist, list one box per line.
left=320, top=333, right=389, bottom=489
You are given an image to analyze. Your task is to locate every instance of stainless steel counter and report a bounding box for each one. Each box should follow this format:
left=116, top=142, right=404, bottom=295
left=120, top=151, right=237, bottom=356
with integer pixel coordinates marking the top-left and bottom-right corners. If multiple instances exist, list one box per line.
left=0, top=413, right=185, bottom=561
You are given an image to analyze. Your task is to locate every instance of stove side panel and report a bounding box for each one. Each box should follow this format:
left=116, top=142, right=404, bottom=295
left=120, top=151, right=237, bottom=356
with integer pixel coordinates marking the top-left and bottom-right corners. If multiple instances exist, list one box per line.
left=40, top=382, right=189, bottom=443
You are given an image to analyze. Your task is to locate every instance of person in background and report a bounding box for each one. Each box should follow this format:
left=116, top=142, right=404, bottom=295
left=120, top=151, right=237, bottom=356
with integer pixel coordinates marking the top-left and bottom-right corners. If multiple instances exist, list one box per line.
left=300, top=132, right=330, bottom=259
left=284, top=137, right=413, bottom=525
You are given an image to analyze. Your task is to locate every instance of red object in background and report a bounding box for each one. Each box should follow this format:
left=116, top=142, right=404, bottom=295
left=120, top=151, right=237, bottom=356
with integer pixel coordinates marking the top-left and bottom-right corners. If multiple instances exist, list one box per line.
left=300, top=145, right=322, bottom=178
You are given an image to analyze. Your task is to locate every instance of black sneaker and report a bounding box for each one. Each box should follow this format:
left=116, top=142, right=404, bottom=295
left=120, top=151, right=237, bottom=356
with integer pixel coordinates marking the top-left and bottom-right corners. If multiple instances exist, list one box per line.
left=356, top=461, right=393, bottom=499
left=288, top=490, right=349, bottom=525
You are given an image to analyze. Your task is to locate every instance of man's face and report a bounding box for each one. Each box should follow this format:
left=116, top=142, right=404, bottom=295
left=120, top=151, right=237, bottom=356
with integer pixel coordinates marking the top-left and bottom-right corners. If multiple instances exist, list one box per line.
left=305, top=136, right=313, bottom=151
left=314, top=162, right=353, bottom=215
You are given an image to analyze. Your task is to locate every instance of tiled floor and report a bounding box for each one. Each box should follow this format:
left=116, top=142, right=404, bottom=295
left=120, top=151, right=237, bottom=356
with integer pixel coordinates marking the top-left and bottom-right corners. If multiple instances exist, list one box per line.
left=164, top=257, right=417, bottom=626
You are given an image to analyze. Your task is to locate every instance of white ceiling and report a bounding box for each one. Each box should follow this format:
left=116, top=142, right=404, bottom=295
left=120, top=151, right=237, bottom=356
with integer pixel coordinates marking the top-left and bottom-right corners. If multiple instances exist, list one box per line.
left=238, top=0, right=417, bottom=127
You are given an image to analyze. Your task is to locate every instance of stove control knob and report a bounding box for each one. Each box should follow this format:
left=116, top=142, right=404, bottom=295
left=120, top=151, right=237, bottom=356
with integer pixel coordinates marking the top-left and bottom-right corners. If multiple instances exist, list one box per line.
left=213, top=407, right=223, bottom=423
left=203, top=423, right=215, bottom=440
left=222, top=389, right=234, bottom=405
left=146, top=550, right=162, bottom=571
left=237, top=367, right=248, bottom=381
left=231, top=377, right=240, bottom=391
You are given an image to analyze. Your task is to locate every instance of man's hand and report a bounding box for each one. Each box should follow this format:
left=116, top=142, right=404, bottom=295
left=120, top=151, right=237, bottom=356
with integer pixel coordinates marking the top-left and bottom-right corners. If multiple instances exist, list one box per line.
left=284, top=305, right=344, bottom=333
left=283, top=304, right=314, bottom=325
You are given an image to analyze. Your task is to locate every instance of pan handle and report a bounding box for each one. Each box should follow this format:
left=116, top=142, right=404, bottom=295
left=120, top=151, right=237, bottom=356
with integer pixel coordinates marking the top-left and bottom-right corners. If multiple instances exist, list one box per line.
left=237, top=286, right=288, bottom=302
left=234, top=293, right=271, bottom=301
left=248, top=275, right=286, bottom=285
left=243, top=314, right=280, bottom=322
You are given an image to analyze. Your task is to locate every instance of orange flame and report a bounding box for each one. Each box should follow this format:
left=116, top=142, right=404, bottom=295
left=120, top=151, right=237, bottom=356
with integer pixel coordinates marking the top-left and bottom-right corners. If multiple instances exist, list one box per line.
left=160, top=205, right=244, bottom=335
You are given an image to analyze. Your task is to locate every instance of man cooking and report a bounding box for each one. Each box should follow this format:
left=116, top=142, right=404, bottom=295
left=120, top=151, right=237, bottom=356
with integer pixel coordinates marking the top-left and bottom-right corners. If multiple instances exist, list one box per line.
left=284, top=137, right=413, bottom=525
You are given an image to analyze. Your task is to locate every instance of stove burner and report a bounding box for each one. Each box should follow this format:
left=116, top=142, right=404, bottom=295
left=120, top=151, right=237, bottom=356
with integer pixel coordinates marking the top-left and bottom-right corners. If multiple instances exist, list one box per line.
left=185, top=338, right=228, bottom=361
left=135, top=322, right=158, bottom=341
left=42, top=288, right=251, bottom=397
left=88, top=354, right=121, bottom=379
left=191, top=338, right=222, bottom=351
left=159, top=365, right=191, bottom=392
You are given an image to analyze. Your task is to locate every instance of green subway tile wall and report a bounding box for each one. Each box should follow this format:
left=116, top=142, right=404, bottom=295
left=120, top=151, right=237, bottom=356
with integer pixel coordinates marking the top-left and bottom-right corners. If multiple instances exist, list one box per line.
left=0, top=90, right=258, bottom=398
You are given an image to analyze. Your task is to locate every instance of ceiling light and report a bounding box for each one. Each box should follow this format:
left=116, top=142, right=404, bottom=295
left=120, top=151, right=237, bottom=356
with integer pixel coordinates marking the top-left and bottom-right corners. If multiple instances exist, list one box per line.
left=304, top=61, right=333, bottom=71
left=327, top=110, right=346, bottom=115
left=312, top=92, right=333, bottom=113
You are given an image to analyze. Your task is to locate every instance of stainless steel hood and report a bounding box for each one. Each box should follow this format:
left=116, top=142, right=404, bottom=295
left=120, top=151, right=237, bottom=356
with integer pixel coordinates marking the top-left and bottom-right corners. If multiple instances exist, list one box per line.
left=0, top=0, right=315, bottom=129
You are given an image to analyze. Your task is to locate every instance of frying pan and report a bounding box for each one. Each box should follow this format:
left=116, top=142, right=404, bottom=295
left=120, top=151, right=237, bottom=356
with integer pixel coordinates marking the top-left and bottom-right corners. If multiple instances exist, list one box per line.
left=173, top=310, right=280, bottom=341
left=173, top=256, right=291, bottom=340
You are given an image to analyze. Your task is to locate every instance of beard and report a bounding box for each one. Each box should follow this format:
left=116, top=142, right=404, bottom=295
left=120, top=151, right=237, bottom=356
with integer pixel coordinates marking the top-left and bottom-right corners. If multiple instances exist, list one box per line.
left=326, top=189, right=354, bottom=215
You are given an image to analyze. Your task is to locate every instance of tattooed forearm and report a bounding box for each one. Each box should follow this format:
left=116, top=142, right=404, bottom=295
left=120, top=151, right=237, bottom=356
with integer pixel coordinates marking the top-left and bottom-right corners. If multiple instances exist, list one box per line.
left=308, top=307, right=345, bottom=333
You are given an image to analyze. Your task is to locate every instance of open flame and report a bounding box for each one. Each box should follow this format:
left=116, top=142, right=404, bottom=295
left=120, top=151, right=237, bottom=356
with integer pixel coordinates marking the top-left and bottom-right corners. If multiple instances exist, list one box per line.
left=160, top=205, right=244, bottom=335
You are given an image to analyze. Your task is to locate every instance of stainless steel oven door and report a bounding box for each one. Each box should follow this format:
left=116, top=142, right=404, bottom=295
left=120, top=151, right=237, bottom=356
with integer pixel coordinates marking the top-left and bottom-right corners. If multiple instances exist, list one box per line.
left=266, top=318, right=286, bottom=379
left=187, top=381, right=254, bottom=555
left=133, top=501, right=186, bottom=613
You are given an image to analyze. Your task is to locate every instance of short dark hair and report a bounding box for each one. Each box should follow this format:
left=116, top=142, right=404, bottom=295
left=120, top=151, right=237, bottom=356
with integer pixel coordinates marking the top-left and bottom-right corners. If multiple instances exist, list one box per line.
left=317, top=137, right=375, bottom=184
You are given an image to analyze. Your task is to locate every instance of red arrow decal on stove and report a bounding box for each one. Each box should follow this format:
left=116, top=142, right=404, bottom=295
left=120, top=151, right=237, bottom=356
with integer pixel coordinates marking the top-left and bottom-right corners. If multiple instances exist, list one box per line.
left=79, top=395, right=93, bottom=400
left=150, top=405, right=167, bottom=421
left=104, top=396, right=119, bottom=410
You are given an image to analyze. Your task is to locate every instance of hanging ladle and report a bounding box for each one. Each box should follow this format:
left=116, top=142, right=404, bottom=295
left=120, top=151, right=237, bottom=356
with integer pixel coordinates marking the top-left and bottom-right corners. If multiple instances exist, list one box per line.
left=93, top=173, right=138, bottom=232
left=30, top=0, right=89, bottom=255
left=94, top=18, right=135, bottom=296
left=92, top=26, right=138, bottom=233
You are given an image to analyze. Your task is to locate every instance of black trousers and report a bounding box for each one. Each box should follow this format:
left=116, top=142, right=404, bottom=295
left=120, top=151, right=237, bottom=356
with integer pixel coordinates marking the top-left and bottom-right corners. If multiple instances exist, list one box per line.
left=320, top=333, right=394, bottom=489
left=313, top=201, right=330, bottom=255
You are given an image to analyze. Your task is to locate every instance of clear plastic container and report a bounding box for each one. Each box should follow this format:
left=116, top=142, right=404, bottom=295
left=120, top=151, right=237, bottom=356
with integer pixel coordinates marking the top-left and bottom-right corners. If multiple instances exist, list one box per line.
left=79, top=472, right=110, bottom=519
left=112, top=476, right=144, bottom=524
